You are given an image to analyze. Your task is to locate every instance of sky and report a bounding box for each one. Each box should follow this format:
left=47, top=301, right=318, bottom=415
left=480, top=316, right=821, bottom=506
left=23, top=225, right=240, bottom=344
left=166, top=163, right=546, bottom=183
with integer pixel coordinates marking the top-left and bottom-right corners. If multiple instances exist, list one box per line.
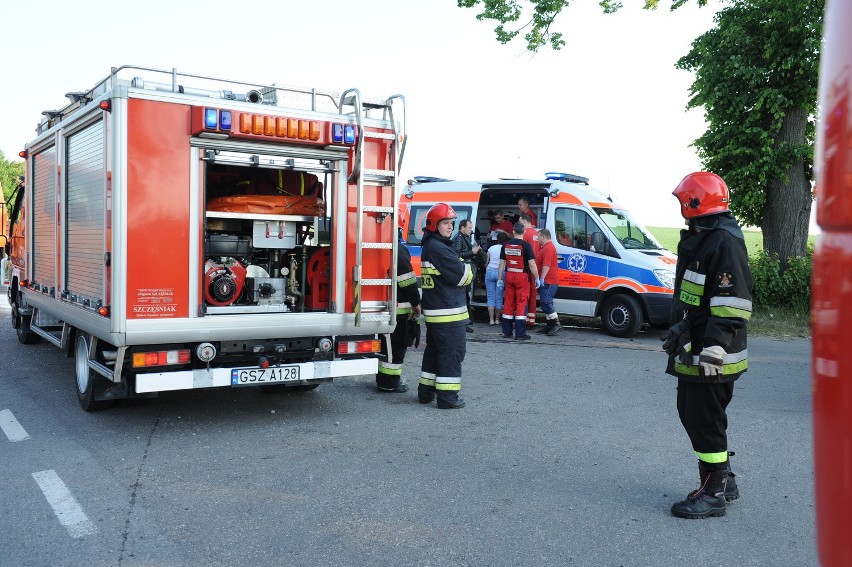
left=2, top=0, right=804, bottom=231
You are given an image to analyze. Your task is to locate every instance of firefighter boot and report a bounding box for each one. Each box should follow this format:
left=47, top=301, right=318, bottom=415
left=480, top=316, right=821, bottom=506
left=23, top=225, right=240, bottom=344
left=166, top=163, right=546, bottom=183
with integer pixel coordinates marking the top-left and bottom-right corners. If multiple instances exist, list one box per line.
left=418, top=384, right=435, bottom=404
left=670, top=462, right=728, bottom=519
left=725, top=452, right=739, bottom=501
left=501, top=318, right=514, bottom=339
left=436, top=391, right=465, bottom=409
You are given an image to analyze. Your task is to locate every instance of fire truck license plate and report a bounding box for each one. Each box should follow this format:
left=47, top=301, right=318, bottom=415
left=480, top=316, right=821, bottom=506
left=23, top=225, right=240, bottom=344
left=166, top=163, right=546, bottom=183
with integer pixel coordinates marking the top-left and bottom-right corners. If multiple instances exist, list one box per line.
left=231, top=366, right=300, bottom=386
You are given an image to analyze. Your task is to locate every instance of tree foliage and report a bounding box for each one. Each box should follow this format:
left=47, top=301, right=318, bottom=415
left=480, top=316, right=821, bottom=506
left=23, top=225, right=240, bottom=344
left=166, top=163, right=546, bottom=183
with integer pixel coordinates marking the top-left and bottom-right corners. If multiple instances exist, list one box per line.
left=0, top=150, right=24, bottom=212
left=456, top=0, right=710, bottom=52
left=676, top=0, right=823, bottom=266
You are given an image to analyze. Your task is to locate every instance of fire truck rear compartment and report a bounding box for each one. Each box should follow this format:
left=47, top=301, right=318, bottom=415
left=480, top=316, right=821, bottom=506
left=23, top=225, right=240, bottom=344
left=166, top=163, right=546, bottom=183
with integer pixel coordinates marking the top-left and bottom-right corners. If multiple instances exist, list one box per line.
left=202, top=162, right=332, bottom=315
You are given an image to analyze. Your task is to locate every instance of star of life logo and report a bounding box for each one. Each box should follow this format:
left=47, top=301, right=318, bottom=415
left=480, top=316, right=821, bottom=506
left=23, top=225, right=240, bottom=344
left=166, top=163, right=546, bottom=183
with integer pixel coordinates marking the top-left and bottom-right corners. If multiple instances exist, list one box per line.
left=567, top=253, right=587, bottom=273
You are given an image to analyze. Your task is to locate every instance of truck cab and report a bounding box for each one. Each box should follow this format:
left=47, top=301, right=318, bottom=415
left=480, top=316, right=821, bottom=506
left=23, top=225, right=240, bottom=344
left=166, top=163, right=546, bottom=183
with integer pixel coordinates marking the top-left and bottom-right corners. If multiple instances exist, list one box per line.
left=401, top=173, right=676, bottom=337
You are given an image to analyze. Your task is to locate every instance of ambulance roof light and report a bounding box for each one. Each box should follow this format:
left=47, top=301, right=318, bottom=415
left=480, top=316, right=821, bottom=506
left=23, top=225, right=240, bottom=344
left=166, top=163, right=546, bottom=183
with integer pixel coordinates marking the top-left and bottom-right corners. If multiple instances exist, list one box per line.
left=545, top=172, right=590, bottom=185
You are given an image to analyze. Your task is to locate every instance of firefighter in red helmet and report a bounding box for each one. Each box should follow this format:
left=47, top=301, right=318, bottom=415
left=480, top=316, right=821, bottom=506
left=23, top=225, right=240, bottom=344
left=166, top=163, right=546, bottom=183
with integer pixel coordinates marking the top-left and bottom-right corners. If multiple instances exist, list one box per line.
left=375, top=206, right=421, bottom=393
left=663, top=171, right=753, bottom=519
left=418, top=203, right=475, bottom=409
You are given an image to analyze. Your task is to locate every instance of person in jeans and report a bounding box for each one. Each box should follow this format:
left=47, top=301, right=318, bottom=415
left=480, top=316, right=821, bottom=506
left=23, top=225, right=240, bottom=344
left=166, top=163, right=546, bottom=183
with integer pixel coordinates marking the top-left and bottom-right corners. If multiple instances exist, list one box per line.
left=535, top=229, right=561, bottom=335
left=485, top=232, right=509, bottom=325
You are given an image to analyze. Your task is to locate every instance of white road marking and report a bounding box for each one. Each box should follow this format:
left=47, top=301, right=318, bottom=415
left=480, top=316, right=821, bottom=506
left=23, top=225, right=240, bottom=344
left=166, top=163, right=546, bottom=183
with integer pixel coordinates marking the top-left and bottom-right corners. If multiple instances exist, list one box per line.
left=31, top=470, right=98, bottom=538
left=0, top=409, right=31, bottom=442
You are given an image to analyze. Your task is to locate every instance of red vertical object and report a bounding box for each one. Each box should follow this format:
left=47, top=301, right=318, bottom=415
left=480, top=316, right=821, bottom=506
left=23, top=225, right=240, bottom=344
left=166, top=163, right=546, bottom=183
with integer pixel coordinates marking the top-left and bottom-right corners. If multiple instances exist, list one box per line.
left=813, top=1, right=852, bottom=565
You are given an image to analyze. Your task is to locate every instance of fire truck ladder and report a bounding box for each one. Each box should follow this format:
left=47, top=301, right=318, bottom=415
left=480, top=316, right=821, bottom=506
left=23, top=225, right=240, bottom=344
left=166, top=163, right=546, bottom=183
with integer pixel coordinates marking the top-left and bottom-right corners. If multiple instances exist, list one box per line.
left=340, top=89, right=407, bottom=326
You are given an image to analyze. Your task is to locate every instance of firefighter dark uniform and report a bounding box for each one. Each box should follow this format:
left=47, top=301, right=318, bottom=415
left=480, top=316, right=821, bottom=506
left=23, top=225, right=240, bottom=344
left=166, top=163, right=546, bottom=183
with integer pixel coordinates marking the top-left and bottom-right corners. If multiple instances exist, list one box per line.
left=418, top=203, right=475, bottom=409
left=375, top=240, right=420, bottom=392
left=663, top=172, right=753, bottom=519
left=500, top=232, right=537, bottom=340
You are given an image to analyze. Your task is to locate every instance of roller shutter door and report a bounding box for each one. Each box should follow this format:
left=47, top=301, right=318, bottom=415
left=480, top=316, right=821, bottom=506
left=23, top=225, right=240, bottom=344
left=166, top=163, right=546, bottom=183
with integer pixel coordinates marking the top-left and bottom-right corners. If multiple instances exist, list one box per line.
left=65, top=120, right=105, bottom=303
left=32, top=147, right=57, bottom=289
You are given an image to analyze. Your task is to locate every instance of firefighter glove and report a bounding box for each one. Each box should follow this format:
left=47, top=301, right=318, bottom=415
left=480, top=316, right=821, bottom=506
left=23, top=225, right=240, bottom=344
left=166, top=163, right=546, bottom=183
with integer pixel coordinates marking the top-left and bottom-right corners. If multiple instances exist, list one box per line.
left=406, top=318, right=421, bottom=348
left=699, top=345, right=726, bottom=377
left=661, top=319, right=691, bottom=359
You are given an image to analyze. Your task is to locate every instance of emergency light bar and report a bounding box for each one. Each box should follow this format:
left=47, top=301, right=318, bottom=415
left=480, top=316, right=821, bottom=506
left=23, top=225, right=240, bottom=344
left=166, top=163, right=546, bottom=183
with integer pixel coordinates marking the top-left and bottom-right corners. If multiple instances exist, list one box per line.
left=545, top=172, right=590, bottom=185
left=192, top=106, right=356, bottom=146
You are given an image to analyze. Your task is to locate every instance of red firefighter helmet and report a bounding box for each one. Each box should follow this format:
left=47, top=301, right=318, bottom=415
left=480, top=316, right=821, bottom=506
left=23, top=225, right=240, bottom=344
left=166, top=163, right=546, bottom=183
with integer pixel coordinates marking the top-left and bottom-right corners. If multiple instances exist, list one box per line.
left=673, top=172, right=730, bottom=219
left=424, top=202, right=457, bottom=232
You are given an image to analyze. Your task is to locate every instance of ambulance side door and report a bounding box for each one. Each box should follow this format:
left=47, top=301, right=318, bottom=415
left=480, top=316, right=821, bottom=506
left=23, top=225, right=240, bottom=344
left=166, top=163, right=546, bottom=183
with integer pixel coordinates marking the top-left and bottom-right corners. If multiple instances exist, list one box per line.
left=549, top=206, right=610, bottom=317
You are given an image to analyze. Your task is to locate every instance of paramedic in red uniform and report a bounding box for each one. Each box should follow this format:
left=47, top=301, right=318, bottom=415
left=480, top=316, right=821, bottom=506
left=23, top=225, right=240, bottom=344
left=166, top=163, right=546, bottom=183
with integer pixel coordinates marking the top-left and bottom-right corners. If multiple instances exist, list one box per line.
left=518, top=196, right=537, bottom=227
left=662, top=172, right=752, bottom=519
left=520, top=212, right=540, bottom=327
left=418, top=203, right=475, bottom=409
left=489, top=210, right=514, bottom=240
left=375, top=208, right=421, bottom=393
left=535, top=228, right=562, bottom=335
left=498, top=222, right=540, bottom=340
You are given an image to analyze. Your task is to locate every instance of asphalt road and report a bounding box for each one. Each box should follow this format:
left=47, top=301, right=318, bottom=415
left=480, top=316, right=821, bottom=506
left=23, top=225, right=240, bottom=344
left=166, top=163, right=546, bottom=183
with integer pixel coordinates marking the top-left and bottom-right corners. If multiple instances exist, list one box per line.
left=0, top=300, right=816, bottom=567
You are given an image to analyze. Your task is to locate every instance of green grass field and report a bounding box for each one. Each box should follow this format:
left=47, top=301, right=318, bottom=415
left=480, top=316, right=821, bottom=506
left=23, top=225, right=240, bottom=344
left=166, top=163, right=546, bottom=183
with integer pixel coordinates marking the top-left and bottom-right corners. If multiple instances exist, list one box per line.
left=647, top=226, right=766, bottom=256
left=647, top=226, right=812, bottom=338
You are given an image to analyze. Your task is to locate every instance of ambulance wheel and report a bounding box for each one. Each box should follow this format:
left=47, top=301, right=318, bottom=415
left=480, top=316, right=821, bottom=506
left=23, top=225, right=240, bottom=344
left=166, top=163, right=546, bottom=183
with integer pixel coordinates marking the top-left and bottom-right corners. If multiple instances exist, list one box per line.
left=601, top=294, right=643, bottom=338
left=74, top=333, right=114, bottom=411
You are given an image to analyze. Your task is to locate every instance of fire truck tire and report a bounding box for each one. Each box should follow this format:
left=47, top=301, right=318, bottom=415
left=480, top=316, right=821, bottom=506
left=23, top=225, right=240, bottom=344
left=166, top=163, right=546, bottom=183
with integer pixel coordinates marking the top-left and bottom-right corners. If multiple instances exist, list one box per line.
left=74, top=333, right=114, bottom=411
left=14, top=294, right=40, bottom=345
left=601, top=293, right=643, bottom=338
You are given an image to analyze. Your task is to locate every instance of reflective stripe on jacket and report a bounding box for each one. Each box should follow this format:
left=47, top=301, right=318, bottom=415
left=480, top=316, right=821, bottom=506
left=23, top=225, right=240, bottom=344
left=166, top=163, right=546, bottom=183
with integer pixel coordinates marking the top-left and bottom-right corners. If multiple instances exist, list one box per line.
left=420, top=231, right=474, bottom=326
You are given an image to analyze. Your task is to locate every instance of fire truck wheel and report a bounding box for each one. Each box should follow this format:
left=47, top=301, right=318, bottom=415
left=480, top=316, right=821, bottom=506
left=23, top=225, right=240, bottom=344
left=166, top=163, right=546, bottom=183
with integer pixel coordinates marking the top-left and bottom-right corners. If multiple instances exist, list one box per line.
left=601, top=294, right=643, bottom=338
left=14, top=294, right=41, bottom=345
left=74, top=333, right=114, bottom=411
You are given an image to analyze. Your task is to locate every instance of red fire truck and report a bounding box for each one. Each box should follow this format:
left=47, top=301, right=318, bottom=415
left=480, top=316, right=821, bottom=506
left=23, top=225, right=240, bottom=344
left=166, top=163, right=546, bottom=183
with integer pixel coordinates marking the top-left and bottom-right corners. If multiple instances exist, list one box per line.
left=6, top=65, right=405, bottom=410
left=813, top=1, right=852, bottom=564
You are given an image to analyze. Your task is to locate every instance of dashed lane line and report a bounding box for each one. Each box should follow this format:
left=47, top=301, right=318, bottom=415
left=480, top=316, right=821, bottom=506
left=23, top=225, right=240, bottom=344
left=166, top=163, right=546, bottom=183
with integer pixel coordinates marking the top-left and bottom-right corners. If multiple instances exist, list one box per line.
left=31, top=470, right=99, bottom=538
left=0, top=409, right=31, bottom=442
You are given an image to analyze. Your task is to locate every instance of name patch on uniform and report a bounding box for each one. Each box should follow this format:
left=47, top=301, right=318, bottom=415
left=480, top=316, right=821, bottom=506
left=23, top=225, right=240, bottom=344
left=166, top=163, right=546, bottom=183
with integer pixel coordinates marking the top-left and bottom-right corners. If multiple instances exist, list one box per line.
left=505, top=249, right=522, bottom=256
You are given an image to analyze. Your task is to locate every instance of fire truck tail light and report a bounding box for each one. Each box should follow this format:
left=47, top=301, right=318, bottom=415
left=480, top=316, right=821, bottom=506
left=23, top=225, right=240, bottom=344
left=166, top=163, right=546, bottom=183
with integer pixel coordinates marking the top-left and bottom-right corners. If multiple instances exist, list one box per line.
left=336, top=340, right=381, bottom=355
left=99, top=100, right=111, bottom=112
left=19, top=150, right=27, bottom=158
left=132, top=349, right=191, bottom=368
left=97, top=305, right=110, bottom=317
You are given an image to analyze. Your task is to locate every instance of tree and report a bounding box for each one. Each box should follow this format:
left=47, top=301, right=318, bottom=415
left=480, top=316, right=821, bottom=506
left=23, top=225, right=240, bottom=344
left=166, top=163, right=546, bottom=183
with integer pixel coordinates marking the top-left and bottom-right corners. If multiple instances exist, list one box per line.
left=456, top=0, right=710, bottom=52
left=459, top=0, right=822, bottom=268
left=676, top=0, right=822, bottom=268
left=0, top=149, right=25, bottom=214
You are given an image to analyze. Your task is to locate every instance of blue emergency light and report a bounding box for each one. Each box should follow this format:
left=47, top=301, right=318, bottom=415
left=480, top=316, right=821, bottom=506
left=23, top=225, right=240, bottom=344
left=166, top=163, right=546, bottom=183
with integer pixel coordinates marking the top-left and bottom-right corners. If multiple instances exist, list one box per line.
left=332, top=123, right=344, bottom=143
left=344, top=125, right=356, bottom=144
left=219, top=110, right=232, bottom=131
left=204, top=108, right=218, bottom=129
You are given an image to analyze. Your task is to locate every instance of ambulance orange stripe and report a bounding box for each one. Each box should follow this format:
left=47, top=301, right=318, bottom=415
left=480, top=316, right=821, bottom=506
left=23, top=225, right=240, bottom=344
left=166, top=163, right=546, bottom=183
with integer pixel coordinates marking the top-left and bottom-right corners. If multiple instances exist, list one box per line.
left=599, top=277, right=646, bottom=293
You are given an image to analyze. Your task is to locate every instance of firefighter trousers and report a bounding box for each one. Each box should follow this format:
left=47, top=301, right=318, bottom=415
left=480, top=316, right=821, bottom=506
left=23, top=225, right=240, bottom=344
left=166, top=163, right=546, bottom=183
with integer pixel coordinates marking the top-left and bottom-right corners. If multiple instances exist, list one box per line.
left=376, top=314, right=410, bottom=390
left=419, top=323, right=466, bottom=403
left=676, top=379, right=734, bottom=470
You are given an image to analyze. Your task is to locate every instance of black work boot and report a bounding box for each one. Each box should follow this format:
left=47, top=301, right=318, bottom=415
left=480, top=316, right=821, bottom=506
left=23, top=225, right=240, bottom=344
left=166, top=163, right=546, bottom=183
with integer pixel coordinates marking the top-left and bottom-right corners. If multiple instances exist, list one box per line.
left=418, top=384, right=435, bottom=404
left=436, top=391, right=465, bottom=409
left=546, top=320, right=562, bottom=336
left=671, top=462, right=728, bottom=519
left=537, top=321, right=553, bottom=334
left=725, top=452, right=739, bottom=501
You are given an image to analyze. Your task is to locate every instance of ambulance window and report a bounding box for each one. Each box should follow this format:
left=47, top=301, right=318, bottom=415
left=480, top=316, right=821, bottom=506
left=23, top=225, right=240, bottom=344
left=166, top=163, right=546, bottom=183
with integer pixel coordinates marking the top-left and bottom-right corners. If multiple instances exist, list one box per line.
left=553, top=207, right=600, bottom=252
left=406, top=205, right=472, bottom=246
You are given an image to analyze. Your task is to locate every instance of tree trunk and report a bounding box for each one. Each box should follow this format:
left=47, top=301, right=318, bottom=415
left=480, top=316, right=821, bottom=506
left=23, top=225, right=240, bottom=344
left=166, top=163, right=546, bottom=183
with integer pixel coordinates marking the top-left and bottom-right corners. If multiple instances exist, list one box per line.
left=761, top=106, right=812, bottom=269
